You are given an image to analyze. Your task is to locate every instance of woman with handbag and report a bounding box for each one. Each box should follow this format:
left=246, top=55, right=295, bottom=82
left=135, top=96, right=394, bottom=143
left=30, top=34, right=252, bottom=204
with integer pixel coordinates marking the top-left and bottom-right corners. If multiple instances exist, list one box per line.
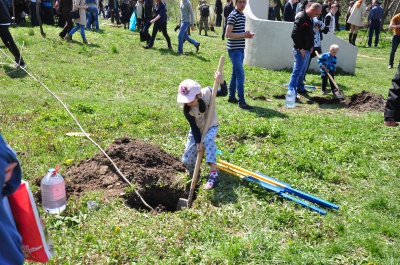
left=65, top=0, right=89, bottom=44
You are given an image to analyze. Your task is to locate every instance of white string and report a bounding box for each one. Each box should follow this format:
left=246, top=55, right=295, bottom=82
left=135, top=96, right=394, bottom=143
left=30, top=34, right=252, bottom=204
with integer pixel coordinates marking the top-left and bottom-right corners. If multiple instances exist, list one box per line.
left=0, top=44, right=154, bottom=211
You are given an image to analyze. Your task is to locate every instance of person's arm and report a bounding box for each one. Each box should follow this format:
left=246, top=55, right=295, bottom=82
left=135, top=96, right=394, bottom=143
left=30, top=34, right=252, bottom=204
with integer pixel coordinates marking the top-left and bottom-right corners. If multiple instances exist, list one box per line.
left=183, top=111, right=202, bottom=143
left=389, top=18, right=400, bottom=31
left=225, top=15, right=255, bottom=39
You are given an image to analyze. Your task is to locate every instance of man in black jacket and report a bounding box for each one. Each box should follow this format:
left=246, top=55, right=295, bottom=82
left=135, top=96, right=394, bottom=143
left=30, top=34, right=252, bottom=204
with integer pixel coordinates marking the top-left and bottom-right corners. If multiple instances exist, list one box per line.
left=384, top=66, right=400, bottom=126
left=58, top=0, right=73, bottom=39
left=215, top=0, right=222, bottom=27
left=283, top=0, right=298, bottom=22
left=0, top=0, right=26, bottom=68
left=141, top=0, right=153, bottom=43
left=287, top=3, right=321, bottom=94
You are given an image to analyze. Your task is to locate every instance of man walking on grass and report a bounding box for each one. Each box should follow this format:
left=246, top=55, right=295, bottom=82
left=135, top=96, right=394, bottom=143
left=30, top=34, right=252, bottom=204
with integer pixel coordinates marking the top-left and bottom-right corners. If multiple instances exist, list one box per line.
left=366, top=0, right=383, bottom=48
left=388, top=12, right=400, bottom=69
left=225, top=0, right=254, bottom=110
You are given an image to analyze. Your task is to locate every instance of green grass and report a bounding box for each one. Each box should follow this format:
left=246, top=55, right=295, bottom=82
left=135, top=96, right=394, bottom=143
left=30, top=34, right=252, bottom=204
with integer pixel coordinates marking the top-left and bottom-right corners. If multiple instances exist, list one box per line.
left=1, top=16, right=399, bottom=264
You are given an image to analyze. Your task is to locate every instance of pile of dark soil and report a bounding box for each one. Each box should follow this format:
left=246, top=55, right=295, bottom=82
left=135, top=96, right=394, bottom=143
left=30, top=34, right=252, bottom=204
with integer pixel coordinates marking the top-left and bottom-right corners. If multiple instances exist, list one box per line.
left=65, top=138, right=187, bottom=212
left=346, top=90, right=386, bottom=112
left=273, top=90, right=386, bottom=112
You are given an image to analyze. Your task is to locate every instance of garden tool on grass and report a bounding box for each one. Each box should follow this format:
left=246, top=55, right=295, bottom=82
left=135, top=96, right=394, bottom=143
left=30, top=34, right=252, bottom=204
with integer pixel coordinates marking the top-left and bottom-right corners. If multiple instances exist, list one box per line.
left=217, top=160, right=339, bottom=215
left=177, top=56, right=225, bottom=210
left=315, top=51, right=345, bottom=100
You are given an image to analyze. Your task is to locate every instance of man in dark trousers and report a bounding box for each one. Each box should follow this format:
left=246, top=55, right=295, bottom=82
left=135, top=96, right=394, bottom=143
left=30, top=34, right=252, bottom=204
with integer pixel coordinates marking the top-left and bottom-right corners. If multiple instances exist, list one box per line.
left=58, top=0, right=73, bottom=39
left=287, top=3, right=321, bottom=94
left=283, top=0, right=298, bottom=22
left=141, top=0, right=153, bottom=43
left=0, top=0, right=26, bottom=68
left=384, top=66, right=400, bottom=127
left=366, top=0, right=383, bottom=48
left=215, top=0, right=222, bottom=26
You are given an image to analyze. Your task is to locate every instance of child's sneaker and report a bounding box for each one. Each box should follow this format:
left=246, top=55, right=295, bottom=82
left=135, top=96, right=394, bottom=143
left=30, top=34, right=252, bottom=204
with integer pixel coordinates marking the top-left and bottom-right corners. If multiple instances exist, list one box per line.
left=204, top=171, right=219, bottom=190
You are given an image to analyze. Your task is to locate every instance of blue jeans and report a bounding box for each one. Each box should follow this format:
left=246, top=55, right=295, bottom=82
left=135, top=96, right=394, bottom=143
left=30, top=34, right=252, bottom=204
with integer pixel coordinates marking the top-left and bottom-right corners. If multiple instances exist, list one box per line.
left=68, top=24, right=86, bottom=41
left=178, top=22, right=199, bottom=53
left=228, top=49, right=245, bottom=103
left=288, top=48, right=310, bottom=93
left=86, top=6, right=99, bottom=31
left=368, top=20, right=380, bottom=47
left=389, top=35, right=400, bottom=67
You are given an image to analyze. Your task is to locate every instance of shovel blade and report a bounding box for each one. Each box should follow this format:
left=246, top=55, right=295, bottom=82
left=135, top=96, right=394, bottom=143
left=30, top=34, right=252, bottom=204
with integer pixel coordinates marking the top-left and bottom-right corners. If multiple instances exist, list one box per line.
left=176, top=198, right=188, bottom=210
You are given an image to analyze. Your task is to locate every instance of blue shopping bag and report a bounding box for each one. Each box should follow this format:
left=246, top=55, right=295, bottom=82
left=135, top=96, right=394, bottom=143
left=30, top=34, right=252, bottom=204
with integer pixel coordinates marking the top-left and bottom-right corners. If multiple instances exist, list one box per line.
left=129, top=11, right=137, bottom=31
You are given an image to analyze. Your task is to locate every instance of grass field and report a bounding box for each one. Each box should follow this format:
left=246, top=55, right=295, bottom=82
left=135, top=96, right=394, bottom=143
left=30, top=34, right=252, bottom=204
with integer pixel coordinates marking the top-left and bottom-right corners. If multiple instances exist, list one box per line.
left=1, top=15, right=399, bottom=264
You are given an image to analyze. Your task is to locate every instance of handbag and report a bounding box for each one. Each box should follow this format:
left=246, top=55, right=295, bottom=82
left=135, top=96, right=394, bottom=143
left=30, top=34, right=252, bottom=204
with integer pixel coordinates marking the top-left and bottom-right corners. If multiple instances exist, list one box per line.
left=70, top=9, right=80, bottom=19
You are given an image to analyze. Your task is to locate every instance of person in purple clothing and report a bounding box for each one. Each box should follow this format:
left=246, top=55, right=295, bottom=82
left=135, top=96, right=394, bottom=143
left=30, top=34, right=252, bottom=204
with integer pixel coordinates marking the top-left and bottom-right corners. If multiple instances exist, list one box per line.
left=0, top=134, right=24, bottom=265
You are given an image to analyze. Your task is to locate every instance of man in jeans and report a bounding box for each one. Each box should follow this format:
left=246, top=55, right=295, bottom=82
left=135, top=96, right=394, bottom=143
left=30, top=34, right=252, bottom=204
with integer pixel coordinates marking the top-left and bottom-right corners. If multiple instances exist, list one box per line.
left=178, top=0, right=200, bottom=54
left=287, top=3, right=321, bottom=95
left=225, top=0, right=254, bottom=110
left=366, top=0, right=383, bottom=48
left=388, top=12, right=400, bottom=69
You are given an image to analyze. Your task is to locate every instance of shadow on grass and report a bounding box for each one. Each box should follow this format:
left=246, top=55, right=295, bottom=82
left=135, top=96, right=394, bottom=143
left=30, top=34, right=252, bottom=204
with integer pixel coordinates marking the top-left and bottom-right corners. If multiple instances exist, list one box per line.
left=2, top=64, right=28, bottom=78
left=246, top=105, right=289, bottom=119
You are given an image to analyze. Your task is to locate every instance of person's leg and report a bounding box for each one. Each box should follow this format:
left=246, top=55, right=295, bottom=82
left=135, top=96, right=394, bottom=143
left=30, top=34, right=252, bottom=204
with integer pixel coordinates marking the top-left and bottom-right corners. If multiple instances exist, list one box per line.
left=160, top=22, right=171, bottom=48
left=0, top=26, right=24, bottom=66
left=228, top=50, right=237, bottom=101
left=203, top=126, right=219, bottom=189
left=178, top=22, right=190, bottom=53
left=374, top=22, right=380, bottom=47
left=321, top=74, right=327, bottom=94
left=91, top=7, right=99, bottom=31
left=352, top=26, right=359, bottom=45
left=288, top=48, right=306, bottom=93
left=86, top=10, right=93, bottom=30
left=328, top=70, right=335, bottom=92
left=297, top=50, right=310, bottom=91
left=203, top=126, right=218, bottom=166
left=199, top=17, right=203, bottom=35
left=389, top=35, right=400, bottom=67
left=182, top=22, right=199, bottom=48
left=222, top=18, right=227, bottom=40
left=367, top=24, right=373, bottom=47
left=147, top=22, right=159, bottom=47
left=68, top=24, right=79, bottom=36
left=182, top=131, right=198, bottom=176
left=79, top=24, right=87, bottom=41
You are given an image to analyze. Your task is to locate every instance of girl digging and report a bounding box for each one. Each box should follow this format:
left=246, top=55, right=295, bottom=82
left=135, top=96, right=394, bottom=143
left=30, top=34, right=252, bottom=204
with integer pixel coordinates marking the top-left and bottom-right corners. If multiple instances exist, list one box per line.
left=177, top=72, right=227, bottom=190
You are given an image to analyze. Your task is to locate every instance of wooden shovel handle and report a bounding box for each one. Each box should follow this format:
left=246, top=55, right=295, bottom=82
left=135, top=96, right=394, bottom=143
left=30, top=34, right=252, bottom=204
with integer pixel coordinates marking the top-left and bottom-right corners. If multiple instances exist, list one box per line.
left=187, top=56, right=225, bottom=207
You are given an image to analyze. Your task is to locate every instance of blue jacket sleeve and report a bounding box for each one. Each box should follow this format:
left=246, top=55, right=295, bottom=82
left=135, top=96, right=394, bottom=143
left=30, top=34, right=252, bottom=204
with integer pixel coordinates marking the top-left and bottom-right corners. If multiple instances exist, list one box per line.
left=183, top=111, right=202, bottom=144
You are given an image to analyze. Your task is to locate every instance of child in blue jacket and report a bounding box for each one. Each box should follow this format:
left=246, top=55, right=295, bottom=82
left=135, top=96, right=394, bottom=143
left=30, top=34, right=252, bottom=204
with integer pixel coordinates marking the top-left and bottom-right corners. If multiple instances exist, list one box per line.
left=318, top=44, right=339, bottom=95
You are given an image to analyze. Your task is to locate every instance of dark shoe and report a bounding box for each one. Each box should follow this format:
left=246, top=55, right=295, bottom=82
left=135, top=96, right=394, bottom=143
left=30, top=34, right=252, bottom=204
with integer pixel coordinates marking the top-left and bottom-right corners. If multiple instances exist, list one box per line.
left=195, top=43, right=200, bottom=52
left=322, top=90, right=327, bottom=95
left=83, top=40, right=89, bottom=44
left=168, top=46, right=173, bottom=50
left=59, top=32, right=65, bottom=39
left=143, top=45, right=152, bottom=49
left=204, top=174, right=219, bottom=190
left=238, top=102, right=253, bottom=110
left=297, top=90, right=308, bottom=94
left=388, top=65, right=393, bottom=69
left=205, top=32, right=208, bottom=36
left=177, top=51, right=183, bottom=55
left=228, top=97, right=239, bottom=103
left=65, top=35, right=72, bottom=42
